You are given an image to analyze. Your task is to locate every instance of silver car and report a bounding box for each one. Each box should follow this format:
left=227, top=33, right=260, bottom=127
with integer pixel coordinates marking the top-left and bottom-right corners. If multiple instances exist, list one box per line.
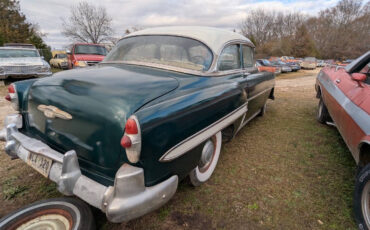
left=0, top=46, right=52, bottom=79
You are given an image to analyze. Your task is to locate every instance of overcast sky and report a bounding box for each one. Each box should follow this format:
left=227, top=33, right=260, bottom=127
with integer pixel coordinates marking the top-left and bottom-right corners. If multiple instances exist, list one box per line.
left=19, top=0, right=340, bottom=49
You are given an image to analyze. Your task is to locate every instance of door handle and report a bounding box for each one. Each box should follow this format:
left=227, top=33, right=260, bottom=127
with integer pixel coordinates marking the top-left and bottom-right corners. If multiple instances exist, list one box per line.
left=336, top=79, right=341, bottom=83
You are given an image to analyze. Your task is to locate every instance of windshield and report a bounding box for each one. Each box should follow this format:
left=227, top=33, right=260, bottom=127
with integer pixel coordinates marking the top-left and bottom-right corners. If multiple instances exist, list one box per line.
left=58, top=54, right=67, bottom=58
left=262, top=60, right=271, bottom=65
left=104, top=35, right=213, bottom=71
left=74, top=45, right=107, bottom=56
left=0, top=49, right=39, bottom=58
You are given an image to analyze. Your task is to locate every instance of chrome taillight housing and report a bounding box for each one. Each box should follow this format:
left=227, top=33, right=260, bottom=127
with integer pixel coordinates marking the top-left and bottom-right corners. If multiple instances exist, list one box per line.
left=120, top=116, right=141, bottom=163
left=5, top=84, right=19, bottom=111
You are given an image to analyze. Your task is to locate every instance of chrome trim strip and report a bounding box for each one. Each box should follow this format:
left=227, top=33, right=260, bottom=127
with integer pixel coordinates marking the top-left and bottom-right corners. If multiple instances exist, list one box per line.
left=248, top=87, right=273, bottom=101
left=102, top=61, right=250, bottom=77
left=159, top=102, right=248, bottom=162
left=318, top=73, right=370, bottom=135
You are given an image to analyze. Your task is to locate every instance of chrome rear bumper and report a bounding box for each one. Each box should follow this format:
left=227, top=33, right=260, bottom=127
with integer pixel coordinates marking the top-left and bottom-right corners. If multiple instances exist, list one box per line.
left=0, top=114, right=178, bottom=222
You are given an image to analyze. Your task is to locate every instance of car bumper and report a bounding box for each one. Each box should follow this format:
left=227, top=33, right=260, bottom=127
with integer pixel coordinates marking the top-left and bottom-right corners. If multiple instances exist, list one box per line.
left=0, top=114, right=178, bottom=223
left=0, top=72, right=52, bottom=79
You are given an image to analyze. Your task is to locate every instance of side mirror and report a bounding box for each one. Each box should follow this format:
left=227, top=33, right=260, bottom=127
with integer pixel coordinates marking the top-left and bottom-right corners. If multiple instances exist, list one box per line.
left=41, top=56, right=44, bottom=60
left=352, top=73, right=367, bottom=87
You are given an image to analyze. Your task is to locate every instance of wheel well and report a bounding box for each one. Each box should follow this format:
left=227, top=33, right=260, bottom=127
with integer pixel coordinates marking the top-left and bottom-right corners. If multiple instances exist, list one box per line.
left=269, top=88, right=275, bottom=100
left=359, top=143, right=370, bottom=167
left=316, top=85, right=322, bottom=98
left=222, top=124, right=234, bottom=142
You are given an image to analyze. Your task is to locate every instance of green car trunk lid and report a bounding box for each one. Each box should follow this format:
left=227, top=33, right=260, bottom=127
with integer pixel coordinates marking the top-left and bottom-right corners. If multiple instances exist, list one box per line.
left=24, top=65, right=179, bottom=185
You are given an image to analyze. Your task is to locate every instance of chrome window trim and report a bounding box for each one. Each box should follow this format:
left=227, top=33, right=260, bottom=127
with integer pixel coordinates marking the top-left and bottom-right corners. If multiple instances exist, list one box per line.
left=101, top=61, right=251, bottom=77
left=159, top=102, right=248, bottom=162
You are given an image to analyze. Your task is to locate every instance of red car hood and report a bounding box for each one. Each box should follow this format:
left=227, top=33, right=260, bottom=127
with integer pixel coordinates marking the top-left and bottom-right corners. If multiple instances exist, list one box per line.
left=73, top=54, right=105, bottom=61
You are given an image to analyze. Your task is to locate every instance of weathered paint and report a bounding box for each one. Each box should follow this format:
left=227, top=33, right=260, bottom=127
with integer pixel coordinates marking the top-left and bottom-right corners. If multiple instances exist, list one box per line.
left=317, top=66, right=370, bottom=164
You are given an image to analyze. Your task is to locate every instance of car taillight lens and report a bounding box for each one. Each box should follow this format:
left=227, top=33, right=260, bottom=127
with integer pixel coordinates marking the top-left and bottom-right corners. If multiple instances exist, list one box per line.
left=120, top=116, right=141, bottom=163
left=120, top=135, right=132, bottom=148
left=125, top=118, right=138, bottom=134
left=5, top=84, right=19, bottom=111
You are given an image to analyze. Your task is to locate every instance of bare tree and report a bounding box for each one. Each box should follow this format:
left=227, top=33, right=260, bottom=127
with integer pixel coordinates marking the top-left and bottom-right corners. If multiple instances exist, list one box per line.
left=307, top=0, right=369, bottom=59
left=239, top=9, right=306, bottom=57
left=240, top=0, right=369, bottom=59
left=62, top=1, right=113, bottom=43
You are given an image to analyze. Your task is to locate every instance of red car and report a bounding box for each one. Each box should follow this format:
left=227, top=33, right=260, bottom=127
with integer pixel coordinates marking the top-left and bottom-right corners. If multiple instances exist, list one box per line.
left=315, top=51, right=370, bottom=229
left=67, top=43, right=108, bottom=69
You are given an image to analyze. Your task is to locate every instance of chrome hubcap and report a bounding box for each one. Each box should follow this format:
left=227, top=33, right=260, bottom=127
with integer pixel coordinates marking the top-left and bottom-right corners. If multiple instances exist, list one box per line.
left=362, top=182, right=370, bottom=229
left=17, top=214, right=71, bottom=230
left=199, top=139, right=215, bottom=168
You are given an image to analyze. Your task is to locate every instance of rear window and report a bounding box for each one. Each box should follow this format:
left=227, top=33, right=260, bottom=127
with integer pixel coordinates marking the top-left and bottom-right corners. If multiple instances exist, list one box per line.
left=0, top=49, right=39, bottom=58
left=104, top=35, right=213, bottom=71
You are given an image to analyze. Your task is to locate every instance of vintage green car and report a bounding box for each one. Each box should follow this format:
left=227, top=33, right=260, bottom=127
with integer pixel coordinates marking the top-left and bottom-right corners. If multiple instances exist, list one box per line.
left=0, top=27, right=275, bottom=223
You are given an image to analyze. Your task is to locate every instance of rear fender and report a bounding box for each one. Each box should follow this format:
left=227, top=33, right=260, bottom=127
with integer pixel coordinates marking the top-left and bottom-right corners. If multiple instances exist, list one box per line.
left=12, top=79, right=38, bottom=113
left=135, top=82, right=246, bottom=186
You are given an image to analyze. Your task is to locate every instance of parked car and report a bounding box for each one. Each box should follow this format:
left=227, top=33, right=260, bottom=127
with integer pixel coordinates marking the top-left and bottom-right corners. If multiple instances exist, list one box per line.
left=0, top=45, right=51, bottom=80
left=271, top=60, right=292, bottom=72
left=301, top=57, right=317, bottom=69
left=316, top=59, right=325, bottom=67
left=315, top=51, right=370, bottom=229
left=256, top=59, right=281, bottom=75
left=50, top=52, right=68, bottom=69
left=281, top=56, right=298, bottom=64
left=284, top=61, right=300, bottom=72
left=67, top=43, right=108, bottom=69
left=342, top=59, right=354, bottom=65
left=0, top=27, right=275, bottom=224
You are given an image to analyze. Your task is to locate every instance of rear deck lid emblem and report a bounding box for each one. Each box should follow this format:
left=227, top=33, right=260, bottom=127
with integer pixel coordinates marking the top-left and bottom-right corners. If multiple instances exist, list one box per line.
left=37, top=105, right=72, bottom=120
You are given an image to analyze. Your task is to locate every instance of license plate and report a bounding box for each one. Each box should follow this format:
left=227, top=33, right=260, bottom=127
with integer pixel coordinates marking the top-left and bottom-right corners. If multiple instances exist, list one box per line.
left=27, top=152, right=52, bottom=177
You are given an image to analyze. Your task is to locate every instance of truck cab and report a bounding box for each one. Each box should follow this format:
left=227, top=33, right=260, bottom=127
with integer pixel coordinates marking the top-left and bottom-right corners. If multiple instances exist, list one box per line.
left=67, top=43, right=108, bottom=69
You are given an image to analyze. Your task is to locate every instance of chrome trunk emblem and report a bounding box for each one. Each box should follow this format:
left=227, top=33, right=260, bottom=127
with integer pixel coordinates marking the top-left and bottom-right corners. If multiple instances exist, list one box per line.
left=37, top=105, right=72, bottom=120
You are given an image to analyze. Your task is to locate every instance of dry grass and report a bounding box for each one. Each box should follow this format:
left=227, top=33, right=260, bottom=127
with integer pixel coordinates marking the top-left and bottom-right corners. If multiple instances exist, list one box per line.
left=0, top=70, right=356, bottom=229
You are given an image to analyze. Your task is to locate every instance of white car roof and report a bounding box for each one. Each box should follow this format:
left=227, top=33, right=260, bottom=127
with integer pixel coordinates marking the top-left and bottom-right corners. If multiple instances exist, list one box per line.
left=0, top=47, right=37, bottom=51
left=125, top=26, right=254, bottom=54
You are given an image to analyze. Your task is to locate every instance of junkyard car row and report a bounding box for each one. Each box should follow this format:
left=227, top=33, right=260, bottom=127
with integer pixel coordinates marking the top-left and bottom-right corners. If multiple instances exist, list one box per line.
left=0, top=26, right=368, bottom=229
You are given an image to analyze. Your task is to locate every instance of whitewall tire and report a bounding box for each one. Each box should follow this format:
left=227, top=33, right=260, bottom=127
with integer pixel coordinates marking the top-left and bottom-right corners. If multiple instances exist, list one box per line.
left=189, top=131, right=222, bottom=186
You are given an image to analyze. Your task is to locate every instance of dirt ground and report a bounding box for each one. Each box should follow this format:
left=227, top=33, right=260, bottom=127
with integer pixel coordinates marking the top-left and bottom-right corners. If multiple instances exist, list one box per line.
left=0, top=69, right=357, bottom=229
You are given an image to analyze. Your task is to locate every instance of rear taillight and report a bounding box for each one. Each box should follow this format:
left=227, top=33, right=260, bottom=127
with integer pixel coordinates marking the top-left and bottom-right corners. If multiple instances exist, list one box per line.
left=125, top=118, right=138, bottom=134
left=5, top=84, right=19, bottom=111
left=120, top=116, right=141, bottom=163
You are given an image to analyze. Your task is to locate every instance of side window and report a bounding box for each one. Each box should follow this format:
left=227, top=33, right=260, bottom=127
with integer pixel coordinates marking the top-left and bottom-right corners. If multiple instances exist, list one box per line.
left=362, top=62, right=370, bottom=85
left=242, top=45, right=254, bottom=68
left=218, top=45, right=241, bottom=71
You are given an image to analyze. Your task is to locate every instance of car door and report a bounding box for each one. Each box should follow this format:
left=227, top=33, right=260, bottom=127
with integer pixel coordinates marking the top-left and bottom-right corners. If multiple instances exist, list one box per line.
left=333, top=62, right=370, bottom=156
left=217, top=44, right=248, bottom=124
left=241, top=45, right=268, bottom=120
